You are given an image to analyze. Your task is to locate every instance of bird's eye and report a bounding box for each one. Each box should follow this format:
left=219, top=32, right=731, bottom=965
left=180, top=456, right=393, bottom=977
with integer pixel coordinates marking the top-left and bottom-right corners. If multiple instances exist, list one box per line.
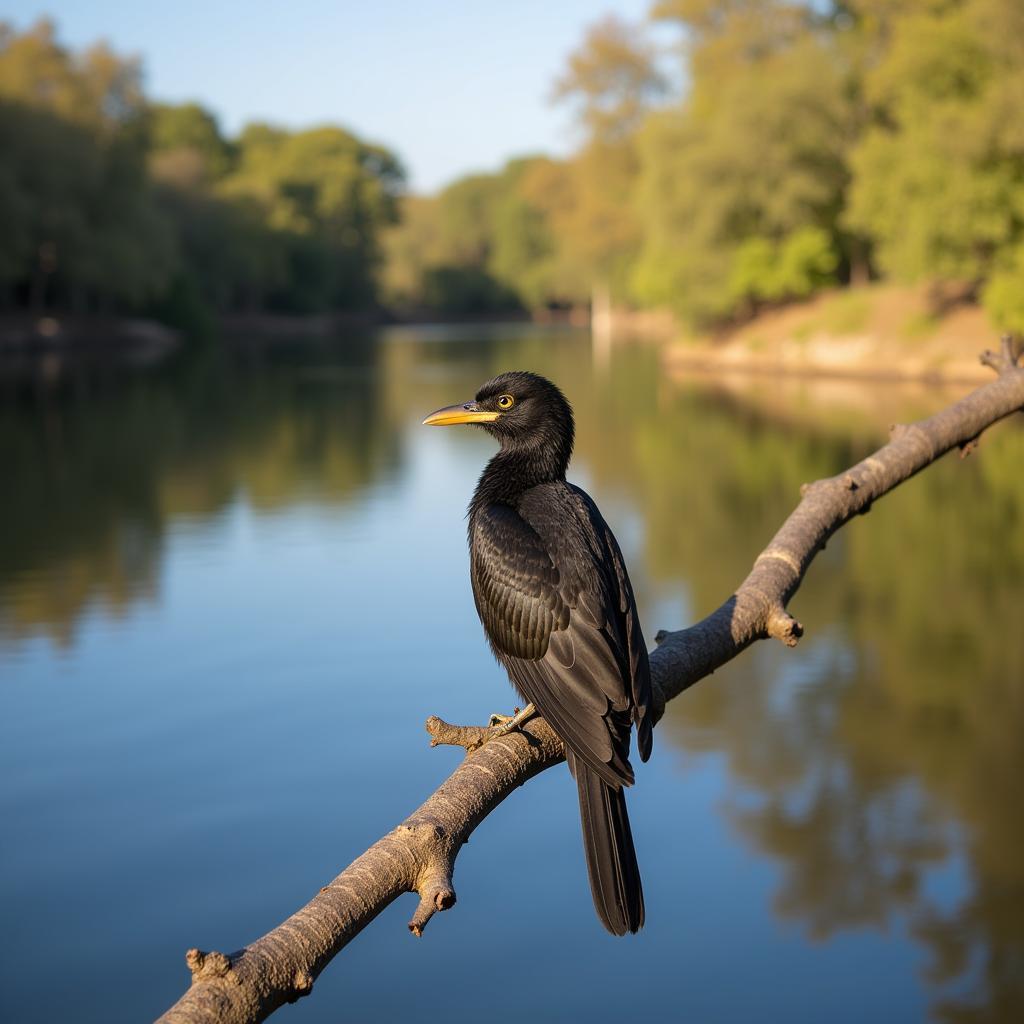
left=497, top=394, right=515, bottom=410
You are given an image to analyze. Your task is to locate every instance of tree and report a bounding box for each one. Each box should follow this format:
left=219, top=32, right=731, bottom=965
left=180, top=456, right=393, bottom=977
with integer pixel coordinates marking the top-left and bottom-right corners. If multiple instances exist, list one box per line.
left=0, top=23, right=406, bottom=322
left=548, top=16, right=667, bottom=310
left=147, top=102, right=234, bottom=184
left=220, top=123, right=404, bottom=312
left=0, top=19, right=175, bottom=311
left=552, top=14, right=667, bottom=145
left=845, top=0, right=1024, bottom=314
left=488, top=165, right=562, bottom=310
left=379, top=158, right=559, bottom=315
left=633, top=1, right=853, bottom=325
left=0, top=18, right=143, bottom=132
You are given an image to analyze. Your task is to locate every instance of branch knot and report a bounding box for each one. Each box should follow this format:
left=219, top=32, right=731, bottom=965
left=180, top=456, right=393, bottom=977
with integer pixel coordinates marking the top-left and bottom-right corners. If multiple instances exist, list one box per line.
left=980, top=334, right=1022, bottom=375
left=766, top=607, right=803, bottom=647
left=185, top=948, right=234, bottom=982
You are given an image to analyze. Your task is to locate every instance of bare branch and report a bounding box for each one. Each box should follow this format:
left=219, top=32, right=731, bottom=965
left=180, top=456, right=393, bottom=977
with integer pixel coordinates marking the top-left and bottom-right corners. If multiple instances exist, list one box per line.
left=980, top=333, right=1021, bottom=375
left=158, top=348, right=1024, bottom=1024
left=425, top=714, right=493, bottom=751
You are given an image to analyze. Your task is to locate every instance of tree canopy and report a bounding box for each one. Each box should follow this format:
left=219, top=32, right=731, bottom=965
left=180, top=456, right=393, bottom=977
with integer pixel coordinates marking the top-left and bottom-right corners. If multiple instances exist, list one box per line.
left=0, top=19, right=404, bottom=325
left=2, top=6, right=1022, bottom=331
left=385, top=0, right=1024, bottom=329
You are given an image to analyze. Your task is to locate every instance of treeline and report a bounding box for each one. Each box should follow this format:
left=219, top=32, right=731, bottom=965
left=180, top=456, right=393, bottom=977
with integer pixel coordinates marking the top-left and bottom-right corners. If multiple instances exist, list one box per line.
left=0, top=20, right=403, bottom=329
left=3, top=5, right=1023, bottom=334
left=385, top=0, right=1024, bottom=330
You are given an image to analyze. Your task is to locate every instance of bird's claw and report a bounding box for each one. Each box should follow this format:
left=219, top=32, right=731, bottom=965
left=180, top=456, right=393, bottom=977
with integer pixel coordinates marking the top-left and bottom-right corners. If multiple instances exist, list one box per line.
left=487, top=708, right=520, bottom=728
left=485, top=703, right=538, bottom=740
left=463, top=705, right=539, bottom=752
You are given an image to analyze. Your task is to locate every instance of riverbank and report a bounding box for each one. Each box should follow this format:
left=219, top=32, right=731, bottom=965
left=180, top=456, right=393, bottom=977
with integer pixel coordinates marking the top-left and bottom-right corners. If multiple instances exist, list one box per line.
left=1, top=284, right=1006, bottom=388
left=661, top=284, right=999, bottom=384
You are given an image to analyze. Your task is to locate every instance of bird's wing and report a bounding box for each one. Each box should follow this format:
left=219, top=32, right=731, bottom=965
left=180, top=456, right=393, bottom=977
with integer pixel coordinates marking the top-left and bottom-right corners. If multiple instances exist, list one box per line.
left=568, top=484, right=653, bottom=764
left=471, top=490, right=648, bottom=788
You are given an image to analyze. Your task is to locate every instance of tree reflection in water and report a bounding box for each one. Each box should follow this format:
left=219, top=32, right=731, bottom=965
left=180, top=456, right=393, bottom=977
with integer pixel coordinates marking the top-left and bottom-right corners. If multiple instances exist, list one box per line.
left=632, top=385, right=1024, bottom=1024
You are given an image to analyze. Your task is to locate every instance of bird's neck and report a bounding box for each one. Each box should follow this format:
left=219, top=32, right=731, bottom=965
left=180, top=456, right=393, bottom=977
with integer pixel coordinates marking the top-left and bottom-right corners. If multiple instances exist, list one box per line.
left=470, top=438, right=569, bottom=513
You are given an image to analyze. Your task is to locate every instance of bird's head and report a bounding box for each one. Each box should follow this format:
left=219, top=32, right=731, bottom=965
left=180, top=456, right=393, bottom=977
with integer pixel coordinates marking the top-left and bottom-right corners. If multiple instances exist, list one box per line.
left=423, top=370, right=575, bottom=469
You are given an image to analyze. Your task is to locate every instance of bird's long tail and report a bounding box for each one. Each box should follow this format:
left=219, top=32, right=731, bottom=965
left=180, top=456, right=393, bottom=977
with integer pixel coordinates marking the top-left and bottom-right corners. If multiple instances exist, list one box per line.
left=568, top=750, right=644, bottom=935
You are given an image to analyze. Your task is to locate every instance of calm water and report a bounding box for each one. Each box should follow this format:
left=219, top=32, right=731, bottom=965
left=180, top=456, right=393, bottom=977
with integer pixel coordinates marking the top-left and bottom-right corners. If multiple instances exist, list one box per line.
left=1, top=327, right=1022, bottom=1023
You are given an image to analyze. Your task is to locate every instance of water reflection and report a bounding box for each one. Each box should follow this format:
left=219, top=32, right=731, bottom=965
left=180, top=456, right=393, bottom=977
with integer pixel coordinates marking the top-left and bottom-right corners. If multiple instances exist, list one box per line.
left=646, top=398, right=1024, bottom=1022
left=0, top=334, right=403, bottom=645
left=1, top=329, right=1021, bottom=1021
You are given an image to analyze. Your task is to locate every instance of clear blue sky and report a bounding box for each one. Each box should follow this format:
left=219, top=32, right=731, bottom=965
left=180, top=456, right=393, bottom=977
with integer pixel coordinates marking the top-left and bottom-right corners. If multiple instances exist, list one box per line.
left=7, top=1, right=659, bottom=192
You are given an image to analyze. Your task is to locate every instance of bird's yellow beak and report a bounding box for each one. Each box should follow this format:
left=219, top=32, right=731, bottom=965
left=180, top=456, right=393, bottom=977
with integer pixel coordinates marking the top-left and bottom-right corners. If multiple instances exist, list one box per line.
left=422, top=401, right=501, bottom=426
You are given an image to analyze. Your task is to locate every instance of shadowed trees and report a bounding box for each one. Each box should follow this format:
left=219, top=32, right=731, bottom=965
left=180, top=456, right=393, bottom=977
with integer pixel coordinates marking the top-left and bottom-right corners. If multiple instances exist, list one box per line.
left=0, top=21, right=173, bottom=313
left=0, top=20, right=404, bottom=325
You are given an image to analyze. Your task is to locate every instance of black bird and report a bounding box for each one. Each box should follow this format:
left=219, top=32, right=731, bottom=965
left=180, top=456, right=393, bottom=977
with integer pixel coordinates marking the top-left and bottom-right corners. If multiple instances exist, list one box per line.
left=424, top=370, right=652, bottom=935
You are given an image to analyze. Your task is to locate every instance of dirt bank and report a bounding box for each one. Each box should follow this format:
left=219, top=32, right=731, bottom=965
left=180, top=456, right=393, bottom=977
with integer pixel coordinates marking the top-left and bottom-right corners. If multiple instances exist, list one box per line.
left=663, top=284, right=1001, bottom=384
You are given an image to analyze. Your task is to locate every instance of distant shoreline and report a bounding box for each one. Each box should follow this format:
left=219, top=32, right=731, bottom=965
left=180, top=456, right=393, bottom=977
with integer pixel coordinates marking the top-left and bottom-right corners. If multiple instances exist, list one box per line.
left=1, top=284, right=1006, bottom=389
left=0, top=308, right=553, bottom=351
left=0, top=314, right=180, bottom=356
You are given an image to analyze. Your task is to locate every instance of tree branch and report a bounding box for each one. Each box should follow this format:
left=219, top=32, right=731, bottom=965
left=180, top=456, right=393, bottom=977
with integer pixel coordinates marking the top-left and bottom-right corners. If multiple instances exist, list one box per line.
left=157, top=340, right=1024, bottom=1024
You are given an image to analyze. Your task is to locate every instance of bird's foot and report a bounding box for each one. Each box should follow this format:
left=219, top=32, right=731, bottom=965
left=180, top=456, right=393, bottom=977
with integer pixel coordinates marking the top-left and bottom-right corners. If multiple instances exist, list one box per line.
left=428, top=704, right=540, bottom=754
left=461, top=704, right=539, bottom=752
left=485, top=703, right=537, bottom=739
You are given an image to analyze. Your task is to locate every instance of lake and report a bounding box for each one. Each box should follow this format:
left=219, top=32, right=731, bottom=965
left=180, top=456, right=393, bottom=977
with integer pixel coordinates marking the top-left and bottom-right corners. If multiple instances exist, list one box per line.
left=1, top=325, right=1021, bottom=1023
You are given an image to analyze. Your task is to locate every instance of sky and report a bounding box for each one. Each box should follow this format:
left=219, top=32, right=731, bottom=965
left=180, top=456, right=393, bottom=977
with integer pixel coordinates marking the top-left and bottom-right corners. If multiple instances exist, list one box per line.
left=7, top=0, right=660, bottom=192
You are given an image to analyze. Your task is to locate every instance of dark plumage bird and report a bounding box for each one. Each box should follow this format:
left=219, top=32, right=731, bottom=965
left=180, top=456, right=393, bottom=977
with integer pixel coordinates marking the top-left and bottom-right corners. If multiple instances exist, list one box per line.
left=424, top=370, right=652, bottom=935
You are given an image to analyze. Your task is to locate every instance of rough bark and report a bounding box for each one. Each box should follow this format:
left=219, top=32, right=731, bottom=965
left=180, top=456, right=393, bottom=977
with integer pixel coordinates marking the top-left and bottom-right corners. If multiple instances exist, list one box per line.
left=158, top=338, right=1024, bottom=1024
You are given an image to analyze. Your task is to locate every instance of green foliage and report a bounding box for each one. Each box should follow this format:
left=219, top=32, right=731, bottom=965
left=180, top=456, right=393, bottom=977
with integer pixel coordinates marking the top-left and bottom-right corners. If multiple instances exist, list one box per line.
left=489, top=181, right=559, bottom=310
left=729, top=227, right=840, bottom=307
left=633, top=5, right=853, bottom=325
left=845, top=0, right=1024, bottom=290
left=545, top=18, right=664, bottom=303
left=0, top=18, right=143, bottom=132
left=551, top=15, right=666, bottom=144
left=982, top=244, right=1024, bottom=332
left=147, top=102, right=233, bottom=182
left=515, top=156, right=598, bottom=305
left=547, top=0, right=1023, bottom=329
left=0, top=20, right=404, bottom=324
left=380, top=157, right=561, bottom=314
left=4, top=6, right=1023, bottom=330
left=219, top=124, right=404, bottom=312
left=381, top=16, right=665, bottom=315
left=0, top=21, right=173, bottom=308
left=421, top=265, right=522, bottom=315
